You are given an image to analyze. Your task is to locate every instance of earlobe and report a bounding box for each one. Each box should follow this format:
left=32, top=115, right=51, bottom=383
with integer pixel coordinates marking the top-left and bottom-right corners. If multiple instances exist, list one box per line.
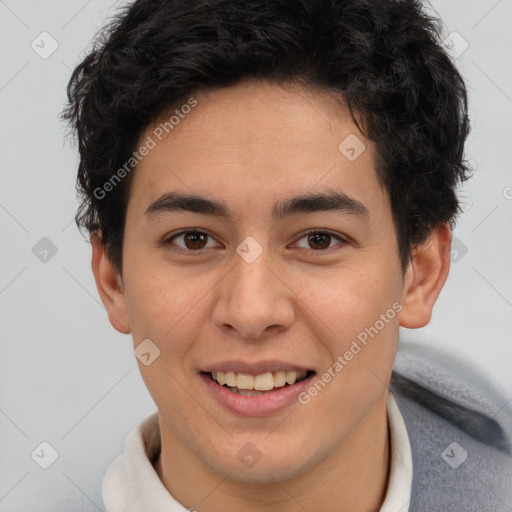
left=90, top=231, right=131, bottom=334
left=398, top=223, right=452, bottom=329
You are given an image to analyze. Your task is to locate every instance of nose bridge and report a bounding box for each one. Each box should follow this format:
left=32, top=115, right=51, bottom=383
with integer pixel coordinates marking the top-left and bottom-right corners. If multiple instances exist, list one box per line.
left=213, top=238, right=294, bottom=339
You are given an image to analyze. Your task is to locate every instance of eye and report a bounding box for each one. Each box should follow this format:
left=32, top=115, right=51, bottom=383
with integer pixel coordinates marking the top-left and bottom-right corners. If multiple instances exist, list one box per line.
left=165, top=230, right=219, bottom=254
left=292, top=230, right=347, bottom=252
left=163, top=229, right=348, bottom=255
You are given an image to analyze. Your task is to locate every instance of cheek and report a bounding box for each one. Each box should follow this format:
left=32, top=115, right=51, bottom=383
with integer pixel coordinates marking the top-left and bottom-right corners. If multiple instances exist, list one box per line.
left=297, top=267, right=400, bottom=425
left=297, top=261, right=402, bottom=403
left=298, top=262, right=400, bottom=342
left=124, top=265, right=217, bottom=355
left=123, top=268, right=214, bottom=415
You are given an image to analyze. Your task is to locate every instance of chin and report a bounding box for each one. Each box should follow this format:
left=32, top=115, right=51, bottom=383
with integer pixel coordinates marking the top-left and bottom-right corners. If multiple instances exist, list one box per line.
left=201, top=445, right=314, bottom=485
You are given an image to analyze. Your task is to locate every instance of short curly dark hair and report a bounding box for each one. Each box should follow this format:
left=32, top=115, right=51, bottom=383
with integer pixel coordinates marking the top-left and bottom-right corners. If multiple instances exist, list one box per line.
left=63, top=0, right=470, bottom=274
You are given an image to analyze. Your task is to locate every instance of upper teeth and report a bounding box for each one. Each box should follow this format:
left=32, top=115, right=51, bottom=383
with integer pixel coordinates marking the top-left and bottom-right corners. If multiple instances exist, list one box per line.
left=211, top=370, right=308, bottom=391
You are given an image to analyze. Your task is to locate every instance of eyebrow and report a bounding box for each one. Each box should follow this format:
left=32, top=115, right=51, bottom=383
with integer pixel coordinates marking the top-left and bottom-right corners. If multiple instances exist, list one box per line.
left=145, top=189, right=369, bottom=221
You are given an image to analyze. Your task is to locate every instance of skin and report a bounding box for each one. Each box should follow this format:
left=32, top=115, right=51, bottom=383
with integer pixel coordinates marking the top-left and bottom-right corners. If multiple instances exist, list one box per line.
left=91, top=80, right=451, bottom=511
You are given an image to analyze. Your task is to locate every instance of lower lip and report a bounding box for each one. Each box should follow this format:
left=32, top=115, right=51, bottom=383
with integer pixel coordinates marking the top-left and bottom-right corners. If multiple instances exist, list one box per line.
left=200, top=372, right=314, bottom=417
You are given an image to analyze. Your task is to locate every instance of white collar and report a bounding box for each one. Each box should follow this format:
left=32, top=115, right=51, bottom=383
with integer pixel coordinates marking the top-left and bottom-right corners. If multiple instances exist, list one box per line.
left=379, top=391, right=412, bottom=512
left=102, top=391, right=412, bottom=511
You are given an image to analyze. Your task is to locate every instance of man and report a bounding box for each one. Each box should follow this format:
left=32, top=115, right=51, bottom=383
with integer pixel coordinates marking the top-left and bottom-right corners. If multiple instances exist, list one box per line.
left=63, top=0, right=512, bottom=510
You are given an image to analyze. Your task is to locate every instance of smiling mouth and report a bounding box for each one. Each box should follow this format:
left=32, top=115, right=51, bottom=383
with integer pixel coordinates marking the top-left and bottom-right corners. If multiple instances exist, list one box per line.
left=204, top=370, right=315, bottom=396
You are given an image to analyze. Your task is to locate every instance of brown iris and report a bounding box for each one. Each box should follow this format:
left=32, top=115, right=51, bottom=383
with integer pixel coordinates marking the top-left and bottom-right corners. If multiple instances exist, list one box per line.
left=182, top=231, right=208, bottom=250
left=307, top=232, right=331, bottom=250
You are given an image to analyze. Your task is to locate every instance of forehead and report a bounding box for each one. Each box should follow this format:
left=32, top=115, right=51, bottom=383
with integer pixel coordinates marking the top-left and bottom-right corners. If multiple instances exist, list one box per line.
left=128, top=80, right=387, bottom=221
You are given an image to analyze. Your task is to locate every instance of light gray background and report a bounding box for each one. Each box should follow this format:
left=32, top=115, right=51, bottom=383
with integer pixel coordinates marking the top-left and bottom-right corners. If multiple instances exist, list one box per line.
left=0, top=1, right=511, bottom=510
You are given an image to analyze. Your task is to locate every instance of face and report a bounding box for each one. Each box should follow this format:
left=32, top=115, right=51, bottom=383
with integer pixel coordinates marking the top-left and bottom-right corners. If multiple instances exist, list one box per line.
left=94, top=80, right=446, bottom=484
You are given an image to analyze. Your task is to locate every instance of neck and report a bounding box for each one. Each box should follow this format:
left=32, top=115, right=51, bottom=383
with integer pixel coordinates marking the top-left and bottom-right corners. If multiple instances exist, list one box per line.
left=155, top=391, right=390, bottom=512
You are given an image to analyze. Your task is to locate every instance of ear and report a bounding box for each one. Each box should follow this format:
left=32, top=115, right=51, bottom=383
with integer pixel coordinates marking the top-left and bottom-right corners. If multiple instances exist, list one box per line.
left=399, top=223, right=452, bottom=329
left=90, top=231, right=131, bottom=334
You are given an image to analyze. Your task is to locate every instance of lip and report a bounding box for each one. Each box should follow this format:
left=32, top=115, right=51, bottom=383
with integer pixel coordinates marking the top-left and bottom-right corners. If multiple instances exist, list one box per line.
left=201, top=359, right=313, bottom=375
left=200, top=371, right=315, bottom=417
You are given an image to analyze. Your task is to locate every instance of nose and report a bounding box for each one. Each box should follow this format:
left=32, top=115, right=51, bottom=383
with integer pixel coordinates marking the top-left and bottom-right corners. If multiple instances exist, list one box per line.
left=212, top=244, right=295, bottom=341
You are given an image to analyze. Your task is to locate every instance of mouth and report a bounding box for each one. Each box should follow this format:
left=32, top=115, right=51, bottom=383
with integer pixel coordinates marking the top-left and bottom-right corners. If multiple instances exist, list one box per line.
left=202, top=369, right=315, bottom=396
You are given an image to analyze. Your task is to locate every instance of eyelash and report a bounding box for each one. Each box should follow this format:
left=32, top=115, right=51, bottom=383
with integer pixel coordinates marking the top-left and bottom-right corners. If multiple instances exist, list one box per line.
left=163, top=229, right=348, bottom=256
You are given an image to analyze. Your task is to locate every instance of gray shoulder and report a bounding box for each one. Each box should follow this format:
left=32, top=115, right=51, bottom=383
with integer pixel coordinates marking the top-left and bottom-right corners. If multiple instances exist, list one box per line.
left=392, top=340, right=512, bottom=452
left=390, top=341, right=512, bottom=512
